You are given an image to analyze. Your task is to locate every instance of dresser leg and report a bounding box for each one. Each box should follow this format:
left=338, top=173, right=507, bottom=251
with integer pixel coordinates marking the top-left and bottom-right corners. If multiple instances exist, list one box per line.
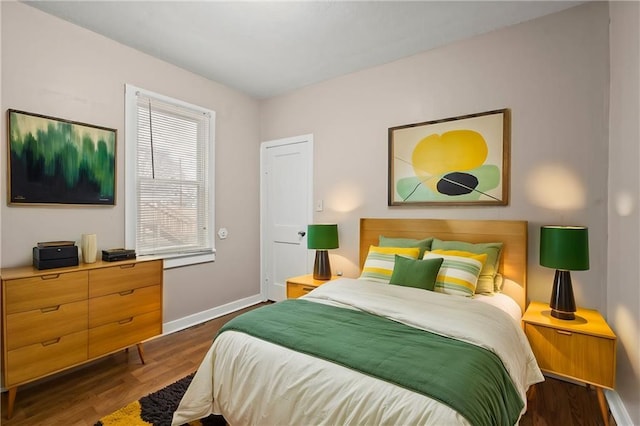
left=596, top=387, right=609, bottom=426
left=136, top=343, right=146, bottom=364
left=6, top=387, right=17, bottom=419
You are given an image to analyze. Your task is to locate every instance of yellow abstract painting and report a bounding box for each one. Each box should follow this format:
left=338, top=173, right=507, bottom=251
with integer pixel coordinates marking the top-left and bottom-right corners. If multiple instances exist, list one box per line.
left=388, top=109, right=509, bottom=206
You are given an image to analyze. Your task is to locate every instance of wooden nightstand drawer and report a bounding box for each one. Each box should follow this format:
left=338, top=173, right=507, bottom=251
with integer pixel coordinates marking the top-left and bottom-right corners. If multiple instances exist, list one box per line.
left=89, top=260, right=162, bottom=298
left=4, top=271, right=88, bottom=314
left=6, top=300, right=88, bottom=350
left=525, top=323, right=615, bottom=388
left=89, top=285, right=161, bottom=328
left=6, top=330, right=88, bottom=386
left=286, top=274, right=338, bottom=299
left=287, top=282, right=319, bottom=298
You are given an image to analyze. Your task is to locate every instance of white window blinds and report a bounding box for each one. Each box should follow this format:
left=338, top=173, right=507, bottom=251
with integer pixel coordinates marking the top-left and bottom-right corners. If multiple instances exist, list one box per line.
left=125, top=85, right=215, bottom=264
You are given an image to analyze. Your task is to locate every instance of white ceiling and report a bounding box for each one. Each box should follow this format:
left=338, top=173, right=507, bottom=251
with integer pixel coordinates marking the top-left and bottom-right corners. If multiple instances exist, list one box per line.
left=25, top=1, right=584, bottom=99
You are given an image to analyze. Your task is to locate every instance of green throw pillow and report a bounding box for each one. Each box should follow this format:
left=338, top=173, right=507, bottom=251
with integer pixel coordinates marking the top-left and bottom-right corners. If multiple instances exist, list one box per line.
left=379, top=236, right=433, bottom=258
left=430, top=238, right=503, bottom=294
left=389, top=255, right=443, bottom=291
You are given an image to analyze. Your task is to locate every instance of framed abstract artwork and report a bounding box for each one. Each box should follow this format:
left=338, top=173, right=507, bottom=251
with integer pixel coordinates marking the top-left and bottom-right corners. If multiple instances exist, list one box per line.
left=388, top=109, right=510, bottom=206
left=7, top=109, right=117, bottom=205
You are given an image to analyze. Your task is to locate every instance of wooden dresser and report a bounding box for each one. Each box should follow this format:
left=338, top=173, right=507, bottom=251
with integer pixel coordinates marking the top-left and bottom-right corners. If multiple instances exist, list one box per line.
left=1, top=258, right=163, bottom=418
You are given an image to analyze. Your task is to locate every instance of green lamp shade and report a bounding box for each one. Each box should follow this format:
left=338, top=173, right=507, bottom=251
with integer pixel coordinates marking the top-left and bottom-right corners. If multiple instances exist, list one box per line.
left=540, top=226, right=589, bottom=271
left=307, top=224, right=339, bottom=250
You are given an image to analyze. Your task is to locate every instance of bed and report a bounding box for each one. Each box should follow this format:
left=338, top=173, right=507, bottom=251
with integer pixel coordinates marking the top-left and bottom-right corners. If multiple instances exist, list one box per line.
left=172, top=218, right=543, bottom=426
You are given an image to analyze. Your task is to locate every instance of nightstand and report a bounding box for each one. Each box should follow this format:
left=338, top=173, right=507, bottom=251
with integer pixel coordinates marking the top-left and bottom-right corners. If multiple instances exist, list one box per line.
left=522, top=301, right=616, bottom=426
left=286, top=274, right=338, bottom=299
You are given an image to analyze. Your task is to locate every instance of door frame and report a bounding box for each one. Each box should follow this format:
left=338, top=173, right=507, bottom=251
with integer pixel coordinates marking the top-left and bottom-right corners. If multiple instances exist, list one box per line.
left=260, top=134, right=314, bottom=300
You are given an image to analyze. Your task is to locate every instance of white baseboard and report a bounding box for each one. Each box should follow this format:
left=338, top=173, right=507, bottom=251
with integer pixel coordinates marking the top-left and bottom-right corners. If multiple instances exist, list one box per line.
left=162, top=293, right=265, bottom=335
left=605, top=389, right=634, bottom=426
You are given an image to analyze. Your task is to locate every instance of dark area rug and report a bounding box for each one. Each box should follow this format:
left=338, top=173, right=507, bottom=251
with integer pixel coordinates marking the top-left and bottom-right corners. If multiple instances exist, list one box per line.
left=94, top=373, right=226, bottom=426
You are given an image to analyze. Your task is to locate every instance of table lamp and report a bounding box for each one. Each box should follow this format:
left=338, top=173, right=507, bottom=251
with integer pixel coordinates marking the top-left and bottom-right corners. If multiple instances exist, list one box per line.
left=307, top=224, right=339, bottom=280
left=539, top=226, right=589, bottom=320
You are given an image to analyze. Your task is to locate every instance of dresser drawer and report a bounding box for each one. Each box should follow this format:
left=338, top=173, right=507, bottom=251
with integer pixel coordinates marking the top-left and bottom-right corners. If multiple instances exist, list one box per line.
left=4, top=271, right=88, bottom=314
left=525, top=323, right=615, bottom=388
left=89, top=285, right=161, bottom=328
left=287, top=282, right=318, bottom=299
left=5, top=330, right=88, bottom=387
left=89, top=261, right=162, bottom=298
left=88, top=310, right=161, bottom=358
left=6, top=300, right=88, bottom=350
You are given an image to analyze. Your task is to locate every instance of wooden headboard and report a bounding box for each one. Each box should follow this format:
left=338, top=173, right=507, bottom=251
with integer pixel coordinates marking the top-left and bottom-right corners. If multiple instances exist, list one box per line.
left=359, top=218, right=528, bottom=312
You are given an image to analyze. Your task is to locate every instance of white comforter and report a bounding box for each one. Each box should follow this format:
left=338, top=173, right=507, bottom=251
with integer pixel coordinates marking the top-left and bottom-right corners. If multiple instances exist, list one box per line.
left=172, top=278, right=543, bottom=426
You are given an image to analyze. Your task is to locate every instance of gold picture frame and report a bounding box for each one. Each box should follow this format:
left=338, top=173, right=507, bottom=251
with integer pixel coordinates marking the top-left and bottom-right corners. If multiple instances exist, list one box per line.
left=388, top=109, right=510, bottom=206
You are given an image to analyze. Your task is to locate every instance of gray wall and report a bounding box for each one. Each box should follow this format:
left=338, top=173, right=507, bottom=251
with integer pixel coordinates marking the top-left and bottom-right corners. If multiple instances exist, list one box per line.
left=608, top=2, right=640, bottom=424
left=260, top=2, right=610, bottom=310
left=0, top=2, right=262, bottom=325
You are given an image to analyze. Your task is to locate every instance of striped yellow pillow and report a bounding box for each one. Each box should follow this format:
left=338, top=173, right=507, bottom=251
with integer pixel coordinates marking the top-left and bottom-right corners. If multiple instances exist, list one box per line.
left=359, top=246, right=420, bottom=283
left=423, top=251, right=487, bottom=297
left=431, top=239, right=503, bottom=293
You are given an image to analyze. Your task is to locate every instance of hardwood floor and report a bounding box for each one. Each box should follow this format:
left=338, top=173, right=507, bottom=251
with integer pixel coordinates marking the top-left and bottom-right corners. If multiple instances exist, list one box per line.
left=521, top=378, right=616, bottom=426
left=1, top=302, right=615, bottom=426
left=0, top=304, right=257, bottom=426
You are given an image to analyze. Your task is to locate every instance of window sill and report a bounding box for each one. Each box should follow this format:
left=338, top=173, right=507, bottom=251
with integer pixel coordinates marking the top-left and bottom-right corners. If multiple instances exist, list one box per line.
left=140, top=251, right=215, bottom=269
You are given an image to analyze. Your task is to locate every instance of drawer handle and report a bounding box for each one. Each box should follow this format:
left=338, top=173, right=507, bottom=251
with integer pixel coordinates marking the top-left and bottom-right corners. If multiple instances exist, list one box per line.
left=556, top=330, right=573, bottom=336
left=41, top=305, right=60, bottom=313
left=41, top=337, right=61, bottom=346
left=119, top=264, right=136, bottom=269
left=302, top=287, right=315, bottom=292
left=41, top=274, right=60, bottom=280
left=118, top=317, right=134, bottom=325
left=119, top=289, right=135, bottom=296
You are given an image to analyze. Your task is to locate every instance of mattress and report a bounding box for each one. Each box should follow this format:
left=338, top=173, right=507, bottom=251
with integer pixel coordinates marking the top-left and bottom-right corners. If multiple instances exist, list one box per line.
left=473, top=291, right=523, bottom=321
left=172, top=278, right=543, bottom=425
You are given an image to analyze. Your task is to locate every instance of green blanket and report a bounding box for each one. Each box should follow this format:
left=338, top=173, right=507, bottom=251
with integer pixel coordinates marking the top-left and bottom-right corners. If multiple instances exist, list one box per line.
left=218, top=299, right=523, bottom=426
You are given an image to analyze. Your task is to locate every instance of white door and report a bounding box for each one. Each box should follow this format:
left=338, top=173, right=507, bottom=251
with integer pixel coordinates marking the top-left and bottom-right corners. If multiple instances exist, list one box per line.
left=261, top=135, right=313, bottom=301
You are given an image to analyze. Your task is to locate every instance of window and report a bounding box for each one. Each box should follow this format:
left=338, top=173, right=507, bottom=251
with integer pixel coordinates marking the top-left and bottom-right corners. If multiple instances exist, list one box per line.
left=125, top=85, right=215, bottom=268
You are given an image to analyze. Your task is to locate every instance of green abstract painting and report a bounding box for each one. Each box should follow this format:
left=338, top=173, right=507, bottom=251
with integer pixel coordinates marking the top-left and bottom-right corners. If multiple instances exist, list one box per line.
left=8, top=109, right=116, bottom=205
